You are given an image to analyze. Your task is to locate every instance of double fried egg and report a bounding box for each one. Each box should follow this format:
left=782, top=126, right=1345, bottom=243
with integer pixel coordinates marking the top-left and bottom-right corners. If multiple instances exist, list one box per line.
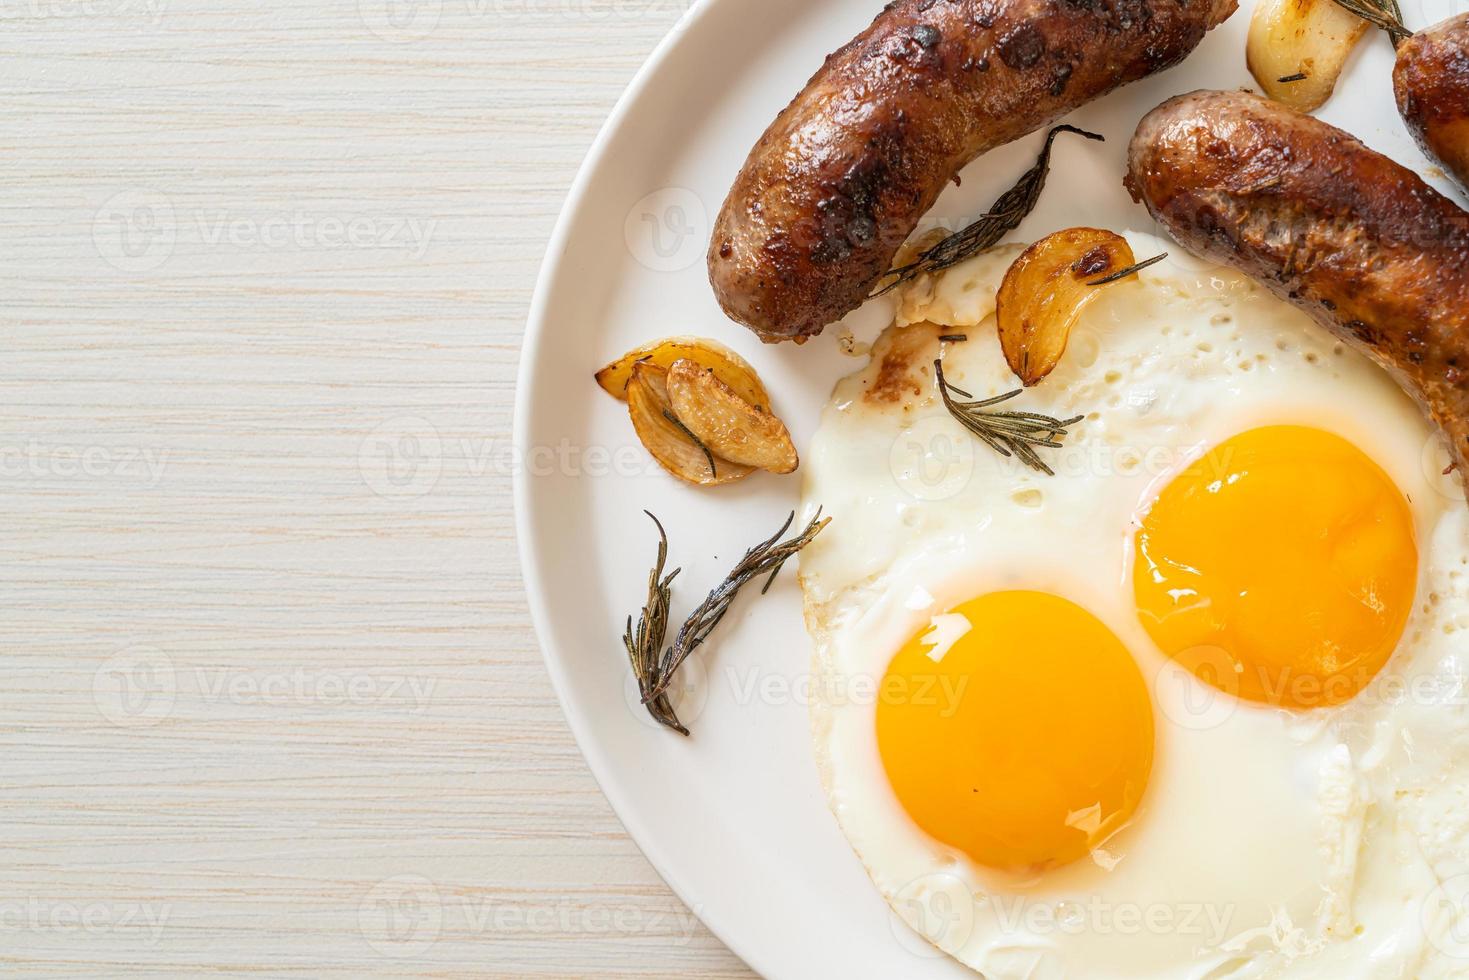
left=799, top=232, right=1469, bottom=977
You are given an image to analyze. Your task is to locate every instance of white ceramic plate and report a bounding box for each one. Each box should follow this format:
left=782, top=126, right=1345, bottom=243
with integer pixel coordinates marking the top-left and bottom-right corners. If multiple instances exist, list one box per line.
left=515, top=1, right=1465, bottom=975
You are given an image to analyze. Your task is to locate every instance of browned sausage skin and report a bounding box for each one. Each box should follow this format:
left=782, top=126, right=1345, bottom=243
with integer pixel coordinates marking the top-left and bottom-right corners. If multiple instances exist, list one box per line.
left=1395, top=13, right=1469, bottom=192
left=1126, top=90, right=1469, bottom=489
left=709, top=0, right=1237, bottom=343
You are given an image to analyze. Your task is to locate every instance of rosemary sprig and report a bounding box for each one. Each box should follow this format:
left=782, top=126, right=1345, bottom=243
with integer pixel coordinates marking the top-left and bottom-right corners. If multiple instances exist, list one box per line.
left=1332, top=0, right=1411, bottom=45
left=933, top=359, right=1083, bottom=476
left=1277, top=72, right=1310, bottom=83
left=1087, top=252, right=1168, bottom=286
left=623, top=512, right=687, bottom=734
left=873, top=125, right=1105, bottom=296
left=644, top=511, right=830, bottom=705
left=662, top=408, right=716, bottom=478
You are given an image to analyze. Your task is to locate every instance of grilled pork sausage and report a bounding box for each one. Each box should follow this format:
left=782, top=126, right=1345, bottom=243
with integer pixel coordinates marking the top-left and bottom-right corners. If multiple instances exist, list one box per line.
left=1126, top=90, right=1469, bottom=488
left=1395, top=13, right=1469, bottom=192
left=709, top=0, right=1238, bottom=343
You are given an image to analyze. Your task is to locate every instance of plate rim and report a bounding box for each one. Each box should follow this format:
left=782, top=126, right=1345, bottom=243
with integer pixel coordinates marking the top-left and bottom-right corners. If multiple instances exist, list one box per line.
left=511, top=1, right=774, bottom=975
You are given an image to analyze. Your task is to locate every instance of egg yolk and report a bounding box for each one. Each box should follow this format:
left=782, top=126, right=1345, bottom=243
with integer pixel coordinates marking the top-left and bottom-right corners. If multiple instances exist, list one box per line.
left=1133, top=425, right=1417, bottom=709
left=875, top=591, right=1154, bottom=873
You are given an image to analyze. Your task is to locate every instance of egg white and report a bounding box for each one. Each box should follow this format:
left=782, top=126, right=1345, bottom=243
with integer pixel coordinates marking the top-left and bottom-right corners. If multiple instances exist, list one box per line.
left=799, top=232, right=1469, bottom=978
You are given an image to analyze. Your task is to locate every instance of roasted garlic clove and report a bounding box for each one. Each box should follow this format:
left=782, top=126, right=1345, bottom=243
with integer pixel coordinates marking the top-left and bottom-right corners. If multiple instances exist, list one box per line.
left=666, top=359, right=799, bottom=475
left=996, top=228, right=1136, bottom=387
left=627, top=362, right=754, bottom=487
left=1248, top=0, right=1371, bottom=112
left=596, top=336, right=769, bottom=408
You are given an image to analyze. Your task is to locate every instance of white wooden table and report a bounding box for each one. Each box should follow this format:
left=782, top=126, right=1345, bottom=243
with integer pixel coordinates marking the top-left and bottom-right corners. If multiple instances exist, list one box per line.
left=0, top=2, right=751, bottom=975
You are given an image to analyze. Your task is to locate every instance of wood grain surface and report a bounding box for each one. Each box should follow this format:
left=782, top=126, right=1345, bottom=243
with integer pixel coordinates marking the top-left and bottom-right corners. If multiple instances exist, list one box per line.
left=0, top=1, right=752, bottom=975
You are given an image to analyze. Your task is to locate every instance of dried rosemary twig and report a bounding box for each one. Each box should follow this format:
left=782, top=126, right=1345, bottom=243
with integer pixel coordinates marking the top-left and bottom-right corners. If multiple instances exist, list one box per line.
left=1332, top=0, right=1412, bottom=45
left=933, top=360, right=1083, bottom=476
left=1277, top=72, right=1310, bottom=83
left=1087, top=252, right=1168, bottom=286
left=873, top=125, right=1105, bottom=296
left=661, top=408, right=716, bottom=479
left=644, top=511, right=830, bottom=704
left=624, top=512, right=687, bottom=734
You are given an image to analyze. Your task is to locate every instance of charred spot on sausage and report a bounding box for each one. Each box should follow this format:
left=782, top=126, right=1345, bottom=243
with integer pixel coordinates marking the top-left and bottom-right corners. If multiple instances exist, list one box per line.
left=997, top=24, right=1047, bottom=70
left=1051, top=62, right=1074, bottom=96
left=913, top=24, right=942, bottom=48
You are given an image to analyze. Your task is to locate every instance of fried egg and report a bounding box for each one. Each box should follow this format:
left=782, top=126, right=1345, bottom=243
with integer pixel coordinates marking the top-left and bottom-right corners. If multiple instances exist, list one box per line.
left=799, top=231, right=1469, bottom=978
